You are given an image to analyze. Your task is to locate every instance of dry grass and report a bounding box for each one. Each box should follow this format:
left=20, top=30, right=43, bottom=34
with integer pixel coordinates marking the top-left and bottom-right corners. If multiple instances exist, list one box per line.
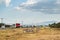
left=0, top=27, right=60, bottom=40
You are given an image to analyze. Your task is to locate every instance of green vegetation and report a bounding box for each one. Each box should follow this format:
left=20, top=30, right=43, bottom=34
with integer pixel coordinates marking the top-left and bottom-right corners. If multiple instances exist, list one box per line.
left=0, top=23, right=5, bottom=27
left=49, top=22, right=60, bottom=28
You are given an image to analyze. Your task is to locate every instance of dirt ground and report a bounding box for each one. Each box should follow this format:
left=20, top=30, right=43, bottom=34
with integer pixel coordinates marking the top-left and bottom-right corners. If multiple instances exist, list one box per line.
left=0, top=28, right=60, bottom=40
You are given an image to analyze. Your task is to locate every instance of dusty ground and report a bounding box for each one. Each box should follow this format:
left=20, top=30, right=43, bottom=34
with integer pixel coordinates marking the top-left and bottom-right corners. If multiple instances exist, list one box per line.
left=0, top=28, right=60, bottom=40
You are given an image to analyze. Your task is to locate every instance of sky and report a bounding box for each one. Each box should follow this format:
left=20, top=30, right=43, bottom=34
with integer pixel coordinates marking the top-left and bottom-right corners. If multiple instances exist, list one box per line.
left=0, top=0, right=60, bottom=25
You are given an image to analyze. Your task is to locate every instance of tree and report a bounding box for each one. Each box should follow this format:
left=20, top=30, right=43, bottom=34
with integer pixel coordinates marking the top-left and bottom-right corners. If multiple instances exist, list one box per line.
left=0, top=23, right=5, bottom=27
left=49, top=22, right=60, bottom=28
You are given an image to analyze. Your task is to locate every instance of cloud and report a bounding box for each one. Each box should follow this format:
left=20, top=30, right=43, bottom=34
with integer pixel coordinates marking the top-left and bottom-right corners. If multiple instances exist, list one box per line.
left=16, top=0, right=60, bottom=14
left=19, top=0, right=45, bottom=7
left=14, top=6, right=21, bottom=10
left=20, top=0, right=51, bottom=6
left=56, top=0, right=60, bottom=4
left=20, top=0, right=38, bottom=6
left=0, top=0, right=11, bottom=7
left=14, top=0, right=42, bottom=11
left=0, top=0, right=4, bottom=4
left=4, top=0, right=11, bottom=7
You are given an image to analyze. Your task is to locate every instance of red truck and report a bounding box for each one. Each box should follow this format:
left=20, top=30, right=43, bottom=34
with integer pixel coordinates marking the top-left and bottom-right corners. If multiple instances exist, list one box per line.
left=16, top=23, right=21, bottom=28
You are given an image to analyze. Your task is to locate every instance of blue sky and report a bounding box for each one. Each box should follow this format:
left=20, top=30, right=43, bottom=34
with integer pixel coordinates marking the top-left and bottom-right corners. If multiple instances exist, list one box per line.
left=0, top=0, right=60, bottom=25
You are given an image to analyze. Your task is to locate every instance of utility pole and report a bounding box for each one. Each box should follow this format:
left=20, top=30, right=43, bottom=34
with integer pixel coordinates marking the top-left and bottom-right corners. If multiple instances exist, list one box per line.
left=0, top=18, right=3, bottom=23
left=21, top=21, right=23, bottom=25
left=0, top=18, right=5, bottom=29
